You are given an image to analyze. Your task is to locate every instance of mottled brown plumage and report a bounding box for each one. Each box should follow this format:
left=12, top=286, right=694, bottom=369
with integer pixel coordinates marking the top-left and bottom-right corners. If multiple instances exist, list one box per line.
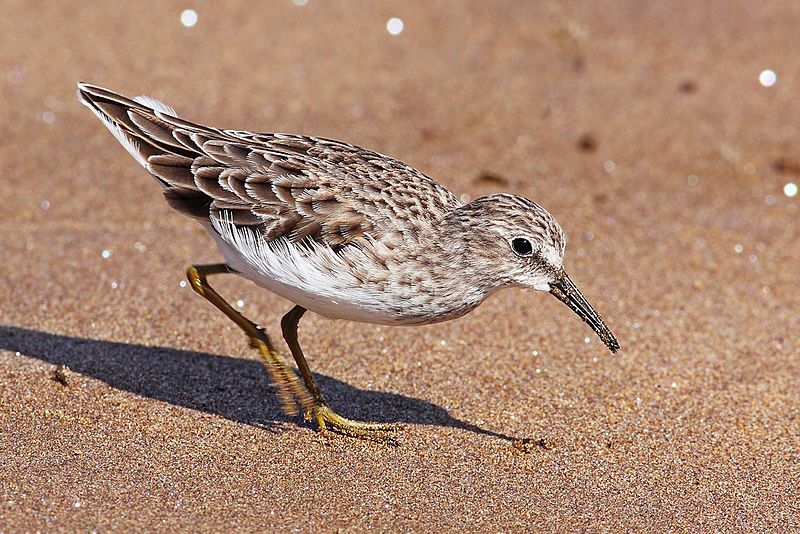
left=78, top=84, right=459, bottom=252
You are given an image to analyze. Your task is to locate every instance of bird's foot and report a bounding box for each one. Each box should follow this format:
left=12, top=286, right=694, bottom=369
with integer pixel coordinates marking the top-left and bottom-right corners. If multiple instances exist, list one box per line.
left=305, top=403, right=401, bottom=444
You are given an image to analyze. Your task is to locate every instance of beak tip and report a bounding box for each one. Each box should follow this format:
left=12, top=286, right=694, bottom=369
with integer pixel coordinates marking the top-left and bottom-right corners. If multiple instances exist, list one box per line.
left=602, top=334, right=620, bottom=354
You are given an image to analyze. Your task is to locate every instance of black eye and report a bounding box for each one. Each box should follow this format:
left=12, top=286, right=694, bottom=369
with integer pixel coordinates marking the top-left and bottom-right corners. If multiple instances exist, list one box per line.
left=511, top=237, right=533, bottom=256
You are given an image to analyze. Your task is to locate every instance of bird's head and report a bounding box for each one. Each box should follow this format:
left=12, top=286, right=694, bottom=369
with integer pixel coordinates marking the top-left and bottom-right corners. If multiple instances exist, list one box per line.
left=444, top=194, right=619, bottom=353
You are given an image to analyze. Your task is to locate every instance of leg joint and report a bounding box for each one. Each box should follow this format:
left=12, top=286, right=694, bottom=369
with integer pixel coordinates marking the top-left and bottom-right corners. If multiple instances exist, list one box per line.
left=280, top=308, right=299, bottom=338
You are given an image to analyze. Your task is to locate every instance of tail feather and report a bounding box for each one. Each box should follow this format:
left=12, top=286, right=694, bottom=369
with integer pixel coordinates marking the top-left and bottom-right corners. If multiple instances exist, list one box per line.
left=131, top=95, right=177, bottom=116
left=77, top=82, right=213, bottom=216
left=77, top=83, right=154, bottom=168
left=77, top=82, right=200, bottom=165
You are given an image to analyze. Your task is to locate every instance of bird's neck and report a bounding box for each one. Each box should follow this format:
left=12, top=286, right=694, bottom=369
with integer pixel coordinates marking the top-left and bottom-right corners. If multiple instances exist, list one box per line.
left=438, top=208, right=513, bottom=294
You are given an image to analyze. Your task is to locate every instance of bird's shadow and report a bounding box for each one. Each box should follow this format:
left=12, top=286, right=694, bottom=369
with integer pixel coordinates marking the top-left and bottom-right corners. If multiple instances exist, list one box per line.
left=1, top=325, right=518, bottom=441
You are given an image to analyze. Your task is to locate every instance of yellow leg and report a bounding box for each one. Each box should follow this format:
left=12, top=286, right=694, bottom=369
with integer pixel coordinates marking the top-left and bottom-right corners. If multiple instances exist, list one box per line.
left=186, top=264, right=312, bottom=416
left=281, top=305, right=399, bottom=440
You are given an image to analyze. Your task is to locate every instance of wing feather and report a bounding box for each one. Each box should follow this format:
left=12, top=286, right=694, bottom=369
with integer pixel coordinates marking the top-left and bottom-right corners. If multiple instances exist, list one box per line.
left=77, top=82, right=460, bottom=250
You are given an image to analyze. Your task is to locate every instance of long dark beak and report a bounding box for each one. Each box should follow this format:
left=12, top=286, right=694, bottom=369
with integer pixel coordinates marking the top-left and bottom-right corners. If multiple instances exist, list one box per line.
left=549, top=273, right=619, bottom=353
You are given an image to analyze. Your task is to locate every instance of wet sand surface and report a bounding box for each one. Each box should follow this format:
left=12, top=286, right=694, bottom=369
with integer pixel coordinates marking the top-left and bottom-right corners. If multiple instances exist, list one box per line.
left=1, top=1, right=799, bottom=531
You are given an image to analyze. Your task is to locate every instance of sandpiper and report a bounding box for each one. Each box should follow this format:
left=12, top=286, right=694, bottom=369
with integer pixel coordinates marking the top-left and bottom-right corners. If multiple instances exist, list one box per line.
left=77, top=82, right=619, bottom=440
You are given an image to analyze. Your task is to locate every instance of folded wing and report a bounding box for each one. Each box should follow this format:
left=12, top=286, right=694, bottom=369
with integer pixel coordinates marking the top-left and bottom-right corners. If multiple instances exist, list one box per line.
left=77, top=83, right=460, bottom=250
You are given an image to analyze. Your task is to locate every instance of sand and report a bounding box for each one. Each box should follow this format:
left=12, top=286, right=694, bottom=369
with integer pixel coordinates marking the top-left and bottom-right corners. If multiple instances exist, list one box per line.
left=1, top=0, right=798, bottom=531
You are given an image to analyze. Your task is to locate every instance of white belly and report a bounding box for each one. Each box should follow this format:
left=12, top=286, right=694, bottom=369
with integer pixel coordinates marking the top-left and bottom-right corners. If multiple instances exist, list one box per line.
left=204, top=220, right=421, bottom=325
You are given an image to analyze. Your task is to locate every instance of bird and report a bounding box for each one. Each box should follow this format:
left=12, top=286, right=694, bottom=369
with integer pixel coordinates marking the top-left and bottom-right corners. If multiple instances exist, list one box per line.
left=77, top=82, right=619, bottom=441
